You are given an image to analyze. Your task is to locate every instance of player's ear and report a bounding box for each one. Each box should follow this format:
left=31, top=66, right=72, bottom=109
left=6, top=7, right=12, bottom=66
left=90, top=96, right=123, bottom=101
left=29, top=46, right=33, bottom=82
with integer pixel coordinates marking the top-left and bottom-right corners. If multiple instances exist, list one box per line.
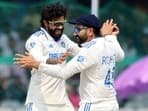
left=90, top=28, right=94, bottom=33
left=43, top=20, right=48, bottom=27
left=88, top=28, right=93, bottom=36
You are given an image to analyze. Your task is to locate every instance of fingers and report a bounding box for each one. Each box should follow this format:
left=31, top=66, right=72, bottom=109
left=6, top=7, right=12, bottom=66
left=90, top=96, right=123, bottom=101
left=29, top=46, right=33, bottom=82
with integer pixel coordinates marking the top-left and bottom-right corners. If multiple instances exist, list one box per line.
left=13, top=58, right=26, bottom=64
left=58, top=51, right=72, bottom=63
left=13, top=57, right=22, bottom=64
left=109, top=18, right=113, bottom=25
left=104, top=19, right=113, bottom=25
left=65, top=51, right=72, bottom=56
left=101, top=18, right=120, bottom=36
left=62, top=51, right=71, bottom=58
left=105, top=19, right=109, bottom=24
left=13, top=56, right=26, bottom=63
left=17, top=63, right=28, bottom=68
left=13, top=53, right=30, bottom=65
left=25, top=52, right=30, bottom=55
left=13, top=52, right=37, bottom=69
left=13, top=57, right=33, bottom=68
left=14, top=54, right=29, bottom=63
left=15, top=52, right=31, bottom=58
left=105, top=18, right=119, bottom=30
left=15, top=54, right=26, bottom=58
left=13, top=60, right=27, bottom=68
left=112, top=26, right=120, bottom=35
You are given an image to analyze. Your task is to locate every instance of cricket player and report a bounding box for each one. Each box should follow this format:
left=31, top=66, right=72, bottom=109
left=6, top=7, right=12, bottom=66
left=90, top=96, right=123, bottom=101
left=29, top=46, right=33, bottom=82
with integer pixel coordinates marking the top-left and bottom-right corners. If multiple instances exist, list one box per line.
left=15, top=14, right=124, bottom=111
left=23, top=3, right=80, bottom=111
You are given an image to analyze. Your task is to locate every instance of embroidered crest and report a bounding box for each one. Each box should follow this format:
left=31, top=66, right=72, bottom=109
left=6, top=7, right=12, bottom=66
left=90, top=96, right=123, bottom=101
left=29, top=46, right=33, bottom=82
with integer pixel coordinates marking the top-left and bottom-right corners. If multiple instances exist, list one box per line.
left=77, top=56, right=84, bottom=62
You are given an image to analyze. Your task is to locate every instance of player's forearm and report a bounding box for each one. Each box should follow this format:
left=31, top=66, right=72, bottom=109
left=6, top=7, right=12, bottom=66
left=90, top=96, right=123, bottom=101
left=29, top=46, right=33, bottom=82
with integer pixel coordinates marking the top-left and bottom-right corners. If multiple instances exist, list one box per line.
left=38, top=63, right=73, bottom=79
left=38, top=49, right=97, bottom=80
left=116, top=47, right=125, bottom=61
left=104, top=35, right=117, bottom=41
left=110, top=36, right=125, bottom=61
left=106, top=35, right=125, bottom=61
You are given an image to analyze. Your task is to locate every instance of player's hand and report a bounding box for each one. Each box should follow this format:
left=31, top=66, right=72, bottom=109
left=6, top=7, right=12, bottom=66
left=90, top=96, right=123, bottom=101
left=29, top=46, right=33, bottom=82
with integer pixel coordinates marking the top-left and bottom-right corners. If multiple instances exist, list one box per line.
left=112, top=25, right=120, bottom=35
left=100, top=19, right=119, bottom=36
left=46, top=51, right=72, bottom=64
left=58, top=51, right=72, bottom=64
left=13, top=52, right=40, bottom=69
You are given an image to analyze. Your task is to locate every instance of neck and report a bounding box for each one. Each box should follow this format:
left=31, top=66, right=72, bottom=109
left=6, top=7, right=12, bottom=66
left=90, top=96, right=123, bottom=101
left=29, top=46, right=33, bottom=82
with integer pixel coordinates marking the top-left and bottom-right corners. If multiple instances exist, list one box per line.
left=87, top=34, right=95, bottom=42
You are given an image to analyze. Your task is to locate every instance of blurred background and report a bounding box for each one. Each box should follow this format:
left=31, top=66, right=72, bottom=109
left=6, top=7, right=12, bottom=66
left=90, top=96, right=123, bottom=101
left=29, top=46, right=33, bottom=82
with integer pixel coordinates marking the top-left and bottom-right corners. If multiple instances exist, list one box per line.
left=0, top=0, right=147, bottom=111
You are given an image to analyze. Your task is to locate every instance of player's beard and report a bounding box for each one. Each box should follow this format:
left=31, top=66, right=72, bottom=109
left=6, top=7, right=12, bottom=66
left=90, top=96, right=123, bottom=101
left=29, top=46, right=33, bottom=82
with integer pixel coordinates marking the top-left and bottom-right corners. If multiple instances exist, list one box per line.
left=75, top=35, right=87, bottom=47
left=48, top=28, right=64, bottom=41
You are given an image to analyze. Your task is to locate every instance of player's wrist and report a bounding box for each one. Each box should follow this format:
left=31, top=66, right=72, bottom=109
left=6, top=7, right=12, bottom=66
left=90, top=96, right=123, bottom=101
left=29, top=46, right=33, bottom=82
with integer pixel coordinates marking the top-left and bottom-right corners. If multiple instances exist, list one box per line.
left=100, top=31, right=112, bottom=37
left=33, top=61, right=40, bottom=69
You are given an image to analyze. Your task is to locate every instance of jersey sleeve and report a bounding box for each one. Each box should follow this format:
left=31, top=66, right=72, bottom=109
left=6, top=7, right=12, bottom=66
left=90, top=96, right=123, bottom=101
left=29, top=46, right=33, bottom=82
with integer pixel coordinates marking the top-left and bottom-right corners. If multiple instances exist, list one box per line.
left=25, top=36, right=47, bottom=63
left=105, top=35, right=125, bottom=61
left=38, top=48, right=98, bottom=79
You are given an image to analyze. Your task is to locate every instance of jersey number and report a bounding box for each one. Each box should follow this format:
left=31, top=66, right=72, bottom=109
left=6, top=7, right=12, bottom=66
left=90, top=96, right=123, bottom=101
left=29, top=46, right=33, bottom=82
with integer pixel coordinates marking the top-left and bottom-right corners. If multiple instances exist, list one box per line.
left=104, top=67, right=115, bottom=88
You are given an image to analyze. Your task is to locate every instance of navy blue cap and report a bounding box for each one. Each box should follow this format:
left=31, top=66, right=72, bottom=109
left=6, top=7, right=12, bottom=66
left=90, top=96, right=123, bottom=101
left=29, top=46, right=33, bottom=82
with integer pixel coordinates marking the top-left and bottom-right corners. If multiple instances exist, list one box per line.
left=69, top=14, right=101, bottom=30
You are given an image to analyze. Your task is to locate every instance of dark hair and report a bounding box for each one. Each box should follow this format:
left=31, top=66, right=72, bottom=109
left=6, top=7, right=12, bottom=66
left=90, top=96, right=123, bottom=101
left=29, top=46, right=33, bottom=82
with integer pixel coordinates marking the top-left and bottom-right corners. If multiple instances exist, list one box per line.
left=94, top=27, right=100, bottom=36
left=40, top=2, right=67, bottom=27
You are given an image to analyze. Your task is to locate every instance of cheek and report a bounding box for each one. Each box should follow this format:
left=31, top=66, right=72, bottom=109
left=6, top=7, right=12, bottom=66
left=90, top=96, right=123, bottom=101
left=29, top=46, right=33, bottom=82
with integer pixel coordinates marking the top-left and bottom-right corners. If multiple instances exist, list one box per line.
left=85, top=30, right=90, bottom=36
left=79, top=31, right=84, bottom=36
left=77, top=34, right=83, bottom=39
left=47, top=24, right=55, bottom=30
left=49, top=26, right=55, bottom=30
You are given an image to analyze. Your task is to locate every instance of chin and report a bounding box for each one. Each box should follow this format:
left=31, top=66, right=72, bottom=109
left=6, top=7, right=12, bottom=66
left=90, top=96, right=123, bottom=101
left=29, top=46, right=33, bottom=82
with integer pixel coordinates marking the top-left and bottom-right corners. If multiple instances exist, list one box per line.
left=56, top=34, right=62, bottom=38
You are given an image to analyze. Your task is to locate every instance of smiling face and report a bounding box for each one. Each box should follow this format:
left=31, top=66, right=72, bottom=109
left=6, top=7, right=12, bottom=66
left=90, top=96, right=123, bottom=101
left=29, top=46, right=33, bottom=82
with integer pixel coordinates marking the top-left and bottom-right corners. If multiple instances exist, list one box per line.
left=40, top=3, right=67, bottom=41
left=73, top=25, right=88, bottom=45
left=44, top=16, right=66, bottom=41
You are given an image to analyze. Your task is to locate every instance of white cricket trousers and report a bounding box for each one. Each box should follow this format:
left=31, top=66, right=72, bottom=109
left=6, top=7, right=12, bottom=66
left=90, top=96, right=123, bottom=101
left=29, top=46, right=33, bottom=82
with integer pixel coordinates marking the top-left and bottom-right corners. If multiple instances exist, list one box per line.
left=78, top=100, right=119, bottom=111
left=26, top=101, right=75, bottom=111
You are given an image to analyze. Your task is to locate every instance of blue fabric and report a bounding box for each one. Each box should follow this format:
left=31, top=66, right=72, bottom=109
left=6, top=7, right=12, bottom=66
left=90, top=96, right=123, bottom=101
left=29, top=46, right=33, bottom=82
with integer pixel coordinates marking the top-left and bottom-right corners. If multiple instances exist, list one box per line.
left=69, top=14, right=101, bottom=30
